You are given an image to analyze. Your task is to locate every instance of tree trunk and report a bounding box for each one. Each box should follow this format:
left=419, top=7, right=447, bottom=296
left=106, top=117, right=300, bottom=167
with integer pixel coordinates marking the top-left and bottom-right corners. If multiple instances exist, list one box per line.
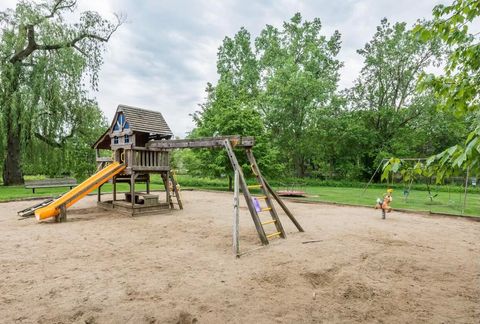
left=2, top=119, right=24, bottom=185
left=2, top=63, right=24, bottom=185
left=294, top=155, right=305, bottom=178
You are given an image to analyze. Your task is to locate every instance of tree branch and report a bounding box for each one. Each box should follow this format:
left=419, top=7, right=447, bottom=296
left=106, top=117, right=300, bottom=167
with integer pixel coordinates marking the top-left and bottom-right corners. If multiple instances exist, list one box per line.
left=31, top=0, right=77, bottom=26
left=34, top=124, right=78, bottom=148
left=9, top=13, right=124, bottom=63
left=45, top=0, right=77, bottom=19
left=34, top=132, right=63, bottom=148
left=397, top=109, right=423, bottom=128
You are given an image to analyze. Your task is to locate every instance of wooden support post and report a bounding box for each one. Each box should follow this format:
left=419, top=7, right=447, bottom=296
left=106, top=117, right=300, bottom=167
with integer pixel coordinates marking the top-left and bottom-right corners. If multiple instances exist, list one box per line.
left=463, top=167, right=469, bottom=215
left=113, top=177, right=117, bottom=201
left=97, top=184, right=102, bottom=202
left=166, top=170, right=173, bottom=209
left=233, top=169, right=240, bottom=258
left=130, top=173, right=135, bottom=207
left=55, top=204, right=67, bottom=222
left=146, top=174, right=150, bottom=194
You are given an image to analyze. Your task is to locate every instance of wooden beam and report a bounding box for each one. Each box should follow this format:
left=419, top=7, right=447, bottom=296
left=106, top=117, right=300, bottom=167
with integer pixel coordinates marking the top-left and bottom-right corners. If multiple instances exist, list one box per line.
left=147, top=136, right=255, bottom=149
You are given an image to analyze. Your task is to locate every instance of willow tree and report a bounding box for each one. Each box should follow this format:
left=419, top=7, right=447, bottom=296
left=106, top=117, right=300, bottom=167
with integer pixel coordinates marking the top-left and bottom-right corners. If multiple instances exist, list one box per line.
left=0, top=0, right=123, bottom=185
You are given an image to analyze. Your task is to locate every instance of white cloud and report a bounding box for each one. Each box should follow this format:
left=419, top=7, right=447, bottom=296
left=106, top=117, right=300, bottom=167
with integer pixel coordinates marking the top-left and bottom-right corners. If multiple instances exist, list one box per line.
left=1, top=0, right=446, bottom=136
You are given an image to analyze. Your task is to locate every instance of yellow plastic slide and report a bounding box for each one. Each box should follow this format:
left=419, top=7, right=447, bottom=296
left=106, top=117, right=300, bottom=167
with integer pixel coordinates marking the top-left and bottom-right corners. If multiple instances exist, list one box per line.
left=35, top=162, right=126, bottom=221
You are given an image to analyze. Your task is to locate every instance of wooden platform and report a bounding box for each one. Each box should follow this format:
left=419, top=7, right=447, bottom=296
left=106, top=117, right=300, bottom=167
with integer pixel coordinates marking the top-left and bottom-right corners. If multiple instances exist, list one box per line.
left=97, top=200, right=170, bottom=216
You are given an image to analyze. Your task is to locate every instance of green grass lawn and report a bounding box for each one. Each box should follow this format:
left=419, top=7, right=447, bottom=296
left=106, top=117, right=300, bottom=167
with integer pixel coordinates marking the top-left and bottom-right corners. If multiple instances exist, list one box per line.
left=1, top=175, right=478, bottom=217
left=298, top=186, right=479, bottom=217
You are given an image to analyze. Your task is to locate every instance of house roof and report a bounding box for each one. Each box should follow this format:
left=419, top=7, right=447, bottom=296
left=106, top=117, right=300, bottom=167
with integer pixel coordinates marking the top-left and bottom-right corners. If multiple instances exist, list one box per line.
left=115, top=104, right=173, bottom=136
left=92, top=104, right=173, bottom=149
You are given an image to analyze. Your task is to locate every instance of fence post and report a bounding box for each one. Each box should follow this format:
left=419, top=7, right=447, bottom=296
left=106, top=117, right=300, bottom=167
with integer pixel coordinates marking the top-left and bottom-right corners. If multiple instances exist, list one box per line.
left=462, top=167, right=469, bottom=215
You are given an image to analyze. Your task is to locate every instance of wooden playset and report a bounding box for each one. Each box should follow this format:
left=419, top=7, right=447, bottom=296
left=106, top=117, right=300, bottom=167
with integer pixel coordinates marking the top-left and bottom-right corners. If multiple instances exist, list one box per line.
left=27, top=104, right=303, bottom=250
left=92, top=105, right=181, bottom=216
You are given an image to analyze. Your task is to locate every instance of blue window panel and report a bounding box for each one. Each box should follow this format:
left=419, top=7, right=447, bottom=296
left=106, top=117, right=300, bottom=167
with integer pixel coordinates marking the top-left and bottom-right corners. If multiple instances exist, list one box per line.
left=113, top=136, right=119, bottom=144
left=124, top=134, right=130, bottom=143
left=118, top=113, right=125, bottom=126
left=124, top=121, right=129, bottom=129
left=113, top=123, right=119, bottom=131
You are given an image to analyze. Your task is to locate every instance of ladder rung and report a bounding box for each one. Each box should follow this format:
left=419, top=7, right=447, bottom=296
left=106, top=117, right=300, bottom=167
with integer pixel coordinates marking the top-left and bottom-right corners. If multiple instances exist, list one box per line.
left=261, top=219, right=276, bottom=225
left=261, top=207, right=272, bottom=212
left=266, top=232, right=281, bottom=238
left=256, top=196, right=268, bottom=199
left=247, top=184, right=262, bottom=189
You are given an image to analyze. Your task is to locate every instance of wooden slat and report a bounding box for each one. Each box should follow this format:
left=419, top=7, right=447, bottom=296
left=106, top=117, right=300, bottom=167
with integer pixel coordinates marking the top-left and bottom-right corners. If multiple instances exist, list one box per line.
left=266, top=232, right=281, bottom=238
left=261, top=219, right=276, bottom=225
left=132, top=166, right=170, bottom=171
left=25, top=178, right=77, bottom=186
left=96, top=157, right=113, bottom=162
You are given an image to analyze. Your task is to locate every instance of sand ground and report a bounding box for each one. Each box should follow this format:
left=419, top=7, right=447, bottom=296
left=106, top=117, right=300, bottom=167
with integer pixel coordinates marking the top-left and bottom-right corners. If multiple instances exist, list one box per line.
left=0, top=190, right=479, bottom=323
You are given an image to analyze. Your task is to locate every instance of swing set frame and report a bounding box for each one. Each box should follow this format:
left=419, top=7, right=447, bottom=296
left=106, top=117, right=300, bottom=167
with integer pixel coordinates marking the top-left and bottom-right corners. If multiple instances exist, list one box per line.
left=362, top=158, right=474, bottom=215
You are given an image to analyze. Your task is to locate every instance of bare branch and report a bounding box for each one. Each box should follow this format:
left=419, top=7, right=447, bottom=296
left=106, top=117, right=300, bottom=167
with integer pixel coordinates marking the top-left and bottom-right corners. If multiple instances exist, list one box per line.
left=72, top=44, right=87, bottom=56
left=32, top=0, right=77, bottom=26
left=46, top=0, right=77, bottom=18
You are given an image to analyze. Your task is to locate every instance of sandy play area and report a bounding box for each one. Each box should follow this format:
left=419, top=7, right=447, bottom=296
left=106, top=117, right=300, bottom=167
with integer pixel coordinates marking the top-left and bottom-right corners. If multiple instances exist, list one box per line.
left=1, top=190, right=479, bottom=323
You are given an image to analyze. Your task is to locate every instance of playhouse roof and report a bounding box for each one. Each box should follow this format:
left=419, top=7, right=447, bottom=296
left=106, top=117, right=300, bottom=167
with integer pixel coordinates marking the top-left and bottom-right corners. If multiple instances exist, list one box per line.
left=92, top=104, right=173, bottom=149
left=115, top=104, right=173, bottom=136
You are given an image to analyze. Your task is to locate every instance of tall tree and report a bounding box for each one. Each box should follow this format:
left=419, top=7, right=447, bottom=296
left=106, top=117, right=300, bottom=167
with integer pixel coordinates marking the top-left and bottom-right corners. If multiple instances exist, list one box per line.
left=189, top=28, right=282, bottom=184
left=0, top=0, right=123, bottom=184
left=256, top=13, right=342, bottom=177
left=348, top=19, right=451, bottom=175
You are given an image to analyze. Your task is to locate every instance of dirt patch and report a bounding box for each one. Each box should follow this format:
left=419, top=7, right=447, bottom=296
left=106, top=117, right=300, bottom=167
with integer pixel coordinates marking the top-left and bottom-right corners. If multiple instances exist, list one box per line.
left=0, top=191, right=479, bottom=323
left=302, top=266, right=340, bottom=288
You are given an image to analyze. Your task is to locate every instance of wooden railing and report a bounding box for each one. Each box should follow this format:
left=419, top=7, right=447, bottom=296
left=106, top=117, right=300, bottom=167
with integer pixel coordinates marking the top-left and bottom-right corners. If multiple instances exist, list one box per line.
left=127, top=147, right=169, bottom=171
left=96, top=157, right=113, bottom=171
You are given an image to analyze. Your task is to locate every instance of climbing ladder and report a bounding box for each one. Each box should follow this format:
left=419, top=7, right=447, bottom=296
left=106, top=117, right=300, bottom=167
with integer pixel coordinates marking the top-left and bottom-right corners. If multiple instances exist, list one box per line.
left=161, top=171, right=183, bottom=210
left=223, top=140, right=303, bottom=245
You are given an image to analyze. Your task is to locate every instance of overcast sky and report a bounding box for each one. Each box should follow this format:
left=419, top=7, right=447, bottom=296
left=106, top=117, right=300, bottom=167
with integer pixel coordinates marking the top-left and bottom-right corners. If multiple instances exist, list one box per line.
left=1, top=0, right=444, bottom=136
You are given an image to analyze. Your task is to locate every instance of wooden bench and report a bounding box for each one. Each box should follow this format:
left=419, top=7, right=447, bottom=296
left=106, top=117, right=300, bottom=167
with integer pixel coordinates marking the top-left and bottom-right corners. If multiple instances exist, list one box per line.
left=25, top=178, right=77, bottom=193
